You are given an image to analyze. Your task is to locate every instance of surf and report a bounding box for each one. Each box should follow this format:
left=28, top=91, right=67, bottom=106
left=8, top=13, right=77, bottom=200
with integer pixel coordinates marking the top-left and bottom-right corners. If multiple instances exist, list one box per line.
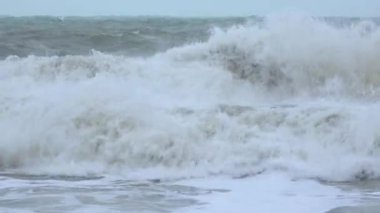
left=1, top=15, right=380, bottom=182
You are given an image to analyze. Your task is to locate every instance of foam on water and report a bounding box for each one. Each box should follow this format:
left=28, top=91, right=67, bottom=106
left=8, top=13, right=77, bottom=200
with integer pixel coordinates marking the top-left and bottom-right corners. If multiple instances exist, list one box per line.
left=180, top=174, right=353, bottom=213
left=0, top=175, right=209, bottom=212
left=1, top=15, right=380, bottom=182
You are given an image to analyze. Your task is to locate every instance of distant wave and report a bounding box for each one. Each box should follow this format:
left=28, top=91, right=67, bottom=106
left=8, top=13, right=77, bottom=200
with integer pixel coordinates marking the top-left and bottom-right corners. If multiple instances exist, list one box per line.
left=0, top=16, right=246, bottom=58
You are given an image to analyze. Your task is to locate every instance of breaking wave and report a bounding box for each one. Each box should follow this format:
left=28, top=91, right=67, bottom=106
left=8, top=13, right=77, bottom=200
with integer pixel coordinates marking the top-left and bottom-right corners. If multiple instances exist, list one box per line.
left=1, top=15, right=380, bottom=181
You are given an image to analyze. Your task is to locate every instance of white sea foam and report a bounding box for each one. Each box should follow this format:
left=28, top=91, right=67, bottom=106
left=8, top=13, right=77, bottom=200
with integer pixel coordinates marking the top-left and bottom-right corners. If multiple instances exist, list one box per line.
left=179, top=174, right=354, bottom=213
left=1, top=15, right=380, bottom=181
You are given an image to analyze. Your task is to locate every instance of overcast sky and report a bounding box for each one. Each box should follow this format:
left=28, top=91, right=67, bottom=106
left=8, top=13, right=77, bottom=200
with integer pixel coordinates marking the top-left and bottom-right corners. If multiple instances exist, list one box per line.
left=1, top=0, right=380, bottom=17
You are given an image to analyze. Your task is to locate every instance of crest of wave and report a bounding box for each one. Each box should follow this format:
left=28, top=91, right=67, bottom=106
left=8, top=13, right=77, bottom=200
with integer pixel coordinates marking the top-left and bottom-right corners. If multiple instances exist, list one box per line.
left=166, top=14, right=380, bottom=99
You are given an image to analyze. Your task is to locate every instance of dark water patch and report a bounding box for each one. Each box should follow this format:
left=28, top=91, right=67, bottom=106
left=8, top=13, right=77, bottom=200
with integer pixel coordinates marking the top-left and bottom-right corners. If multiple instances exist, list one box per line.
left=326, top=206, right=380, bottom=213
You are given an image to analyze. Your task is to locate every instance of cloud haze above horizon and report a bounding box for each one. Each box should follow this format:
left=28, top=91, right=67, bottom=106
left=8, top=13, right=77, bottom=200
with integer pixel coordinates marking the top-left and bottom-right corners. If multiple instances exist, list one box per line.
left=1, top=0, right=380, bottom=17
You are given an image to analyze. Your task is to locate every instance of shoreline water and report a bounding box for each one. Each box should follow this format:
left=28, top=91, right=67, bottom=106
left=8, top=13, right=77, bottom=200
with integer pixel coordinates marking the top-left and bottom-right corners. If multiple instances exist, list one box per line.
left=1, top=173, right=380, bottom=213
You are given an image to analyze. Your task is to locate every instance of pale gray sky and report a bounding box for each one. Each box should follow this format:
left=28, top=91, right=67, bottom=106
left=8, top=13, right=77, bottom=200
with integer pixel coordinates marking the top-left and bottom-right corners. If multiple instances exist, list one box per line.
left=1, top=0, right=380, bottom=17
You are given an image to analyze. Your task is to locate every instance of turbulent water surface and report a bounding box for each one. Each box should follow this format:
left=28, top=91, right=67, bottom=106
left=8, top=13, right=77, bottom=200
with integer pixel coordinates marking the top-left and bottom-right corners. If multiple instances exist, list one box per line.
left=1, top=15, right=380, bottom=212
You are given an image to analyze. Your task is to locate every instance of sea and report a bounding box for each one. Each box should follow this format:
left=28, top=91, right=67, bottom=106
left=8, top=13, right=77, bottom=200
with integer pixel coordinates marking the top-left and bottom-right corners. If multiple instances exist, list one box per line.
left=1, top=14, right=380, bottom=213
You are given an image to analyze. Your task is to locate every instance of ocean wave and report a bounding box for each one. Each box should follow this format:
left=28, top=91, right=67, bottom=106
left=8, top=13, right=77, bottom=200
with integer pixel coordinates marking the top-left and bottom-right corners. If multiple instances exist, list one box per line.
left=1, top=15, right=380, bottom=181
left=0, top=16, right=245, bottom=58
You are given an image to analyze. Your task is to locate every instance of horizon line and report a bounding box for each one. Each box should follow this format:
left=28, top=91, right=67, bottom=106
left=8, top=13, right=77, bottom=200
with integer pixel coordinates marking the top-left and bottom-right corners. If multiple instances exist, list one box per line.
left=0, top=14, right=379, bottom=19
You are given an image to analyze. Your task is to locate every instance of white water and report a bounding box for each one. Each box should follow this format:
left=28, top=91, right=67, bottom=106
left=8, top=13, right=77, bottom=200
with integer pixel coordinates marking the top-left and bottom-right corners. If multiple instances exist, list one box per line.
left=181, top=174, right=355, bottom=213
left=1, top=15, right=380, bottom=184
